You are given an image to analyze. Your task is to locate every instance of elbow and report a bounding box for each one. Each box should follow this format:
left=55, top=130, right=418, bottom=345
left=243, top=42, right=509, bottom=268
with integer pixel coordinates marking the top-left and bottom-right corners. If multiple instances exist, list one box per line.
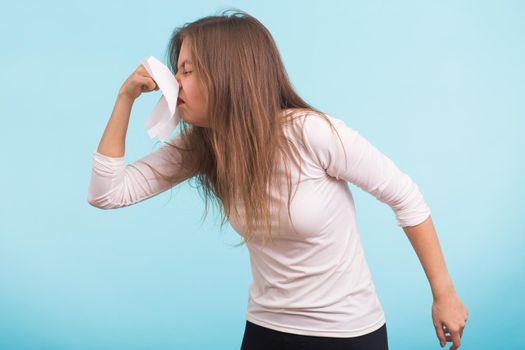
left=395, top=200, right=431, bottom=227
left=87, top=198, right=109, bottom=210
left=392, top=182, right=431, bottom=227
left=87, top=195, right=119, bottom=210
left=398, top=211, right=431, bottom=228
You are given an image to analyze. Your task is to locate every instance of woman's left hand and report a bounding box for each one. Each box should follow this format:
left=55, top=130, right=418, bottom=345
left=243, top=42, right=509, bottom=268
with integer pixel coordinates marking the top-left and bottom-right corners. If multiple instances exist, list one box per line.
left=432, top=291, right=469, bottom=350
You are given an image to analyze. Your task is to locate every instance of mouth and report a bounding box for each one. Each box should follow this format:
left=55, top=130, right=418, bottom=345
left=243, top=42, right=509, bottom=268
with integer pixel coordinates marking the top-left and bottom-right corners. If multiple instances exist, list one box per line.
left=177, top=97, right=185, bottom=106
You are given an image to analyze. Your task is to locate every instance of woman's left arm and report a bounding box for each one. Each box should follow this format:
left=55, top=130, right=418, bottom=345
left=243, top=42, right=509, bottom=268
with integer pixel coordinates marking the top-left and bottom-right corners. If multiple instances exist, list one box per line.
left=403, top=215, right=469, bottom=350
left=302, top=116, right=469, bottom=349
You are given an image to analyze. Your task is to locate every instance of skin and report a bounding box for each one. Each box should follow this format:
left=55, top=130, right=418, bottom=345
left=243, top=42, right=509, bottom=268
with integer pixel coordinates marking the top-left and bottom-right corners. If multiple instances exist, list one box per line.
left=175, top=39, right=209, bottom=128
left=175, top=37, right=468, bottom=350
left=403, top=215, right=469, bottom=349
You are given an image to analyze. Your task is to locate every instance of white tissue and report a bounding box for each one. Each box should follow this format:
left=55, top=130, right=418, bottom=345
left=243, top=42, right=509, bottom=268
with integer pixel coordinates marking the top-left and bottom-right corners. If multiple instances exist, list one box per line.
left=141, top=56, right=181, bottom=142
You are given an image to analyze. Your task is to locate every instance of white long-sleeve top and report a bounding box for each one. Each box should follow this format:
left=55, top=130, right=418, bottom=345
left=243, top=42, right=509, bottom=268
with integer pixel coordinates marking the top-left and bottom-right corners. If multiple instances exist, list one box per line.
left=87, top=110, right=431, bottom=337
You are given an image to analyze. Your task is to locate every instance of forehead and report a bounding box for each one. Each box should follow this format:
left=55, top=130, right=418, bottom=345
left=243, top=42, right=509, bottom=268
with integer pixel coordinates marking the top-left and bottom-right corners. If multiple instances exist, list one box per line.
left=177, top=40, right=193, bottom=68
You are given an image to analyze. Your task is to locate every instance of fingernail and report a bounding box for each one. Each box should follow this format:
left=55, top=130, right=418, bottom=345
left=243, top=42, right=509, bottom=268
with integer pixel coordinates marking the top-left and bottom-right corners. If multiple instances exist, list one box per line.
left=440, top=341, right=444, bottom=347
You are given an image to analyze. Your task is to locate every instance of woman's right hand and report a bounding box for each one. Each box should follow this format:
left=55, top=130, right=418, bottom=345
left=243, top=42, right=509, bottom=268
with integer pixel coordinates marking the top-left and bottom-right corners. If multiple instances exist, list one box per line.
left=118, top=64, right=160, bottom=101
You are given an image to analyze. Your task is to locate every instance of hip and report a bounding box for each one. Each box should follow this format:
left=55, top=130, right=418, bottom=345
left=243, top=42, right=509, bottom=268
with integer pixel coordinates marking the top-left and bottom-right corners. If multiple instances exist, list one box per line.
left=240, top=319, right=388, bottom=350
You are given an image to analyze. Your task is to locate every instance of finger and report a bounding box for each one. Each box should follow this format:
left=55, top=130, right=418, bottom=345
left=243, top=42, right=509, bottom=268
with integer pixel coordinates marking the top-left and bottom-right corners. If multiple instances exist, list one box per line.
left=137, top=64, right=148, bottom=74
left=136, top=76, right=148, bottom=91
left=451, top=329, right=461, bottom=350
left=147, top=78, right=158, bottom=91
left=434, top=324, right=446, bottom=347
left=139, top=77, right=156, bottom=92
left=137, top=66, right=155, bottom=82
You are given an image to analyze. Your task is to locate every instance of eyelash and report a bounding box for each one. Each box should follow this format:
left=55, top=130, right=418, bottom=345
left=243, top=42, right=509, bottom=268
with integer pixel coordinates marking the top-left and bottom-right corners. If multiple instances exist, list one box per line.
left=182, top=70, right=192, bottom=75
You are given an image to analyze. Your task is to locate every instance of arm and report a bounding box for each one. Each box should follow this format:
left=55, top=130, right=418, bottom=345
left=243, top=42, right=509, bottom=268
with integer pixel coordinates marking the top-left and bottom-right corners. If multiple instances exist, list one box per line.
left=303, top=113, right=468, bottom=349
left=87, top=93, right=190, bottom=209
left=96, top=92, right=134, bottom=158
left=302, top=113, right=431, bottom=227
left=403, top=215, right=469, bottom=350
left=97, top=62, right=160, bottom=157
left=403, top=215, right=454, bottom=299
left=87, top=134, right=188, bottom=209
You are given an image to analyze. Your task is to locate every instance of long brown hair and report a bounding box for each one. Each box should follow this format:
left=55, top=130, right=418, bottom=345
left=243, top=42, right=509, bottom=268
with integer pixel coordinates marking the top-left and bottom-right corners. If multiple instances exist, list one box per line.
left=141, top=9, right=345, bottom=246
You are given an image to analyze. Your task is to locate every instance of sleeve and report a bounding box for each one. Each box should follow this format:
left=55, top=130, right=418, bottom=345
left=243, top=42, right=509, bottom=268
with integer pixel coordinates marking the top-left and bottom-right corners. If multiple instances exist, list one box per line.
left=87, top=133, right=189, bottom=209
left=302, top=115, right=431, bottom=228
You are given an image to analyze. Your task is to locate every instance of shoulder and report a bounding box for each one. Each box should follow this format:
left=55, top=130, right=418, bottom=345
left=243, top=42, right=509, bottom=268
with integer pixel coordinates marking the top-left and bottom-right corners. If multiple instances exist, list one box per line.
left=289, top=110, right=350, bottom=149
left=282, top=108, right=347, bottom=132
left=281, top=109, right=356, bottom=166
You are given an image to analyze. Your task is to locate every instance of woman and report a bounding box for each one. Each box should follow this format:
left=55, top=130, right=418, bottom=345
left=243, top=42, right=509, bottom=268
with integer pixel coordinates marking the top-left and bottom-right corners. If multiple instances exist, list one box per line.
left=87, top=10, right=468, bottom=350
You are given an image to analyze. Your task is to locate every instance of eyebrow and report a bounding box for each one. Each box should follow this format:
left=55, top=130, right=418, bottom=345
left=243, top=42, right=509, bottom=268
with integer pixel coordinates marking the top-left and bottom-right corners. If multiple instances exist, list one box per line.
left=177, top=59, right=192, bottom=70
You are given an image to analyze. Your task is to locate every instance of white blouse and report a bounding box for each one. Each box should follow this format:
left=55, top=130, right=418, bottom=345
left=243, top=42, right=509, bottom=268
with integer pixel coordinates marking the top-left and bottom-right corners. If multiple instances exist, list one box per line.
left=87, top=110, right=431, bottom=337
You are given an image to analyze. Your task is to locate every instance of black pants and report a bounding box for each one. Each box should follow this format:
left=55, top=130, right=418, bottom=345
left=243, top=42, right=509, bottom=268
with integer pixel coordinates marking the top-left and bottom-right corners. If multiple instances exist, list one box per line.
left=240, top=320, right=388, bottom=350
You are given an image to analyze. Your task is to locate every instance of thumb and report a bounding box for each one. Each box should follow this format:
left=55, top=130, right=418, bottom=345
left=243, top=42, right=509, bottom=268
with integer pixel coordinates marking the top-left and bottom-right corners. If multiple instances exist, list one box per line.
left=435, top=323, right=446, bottom=347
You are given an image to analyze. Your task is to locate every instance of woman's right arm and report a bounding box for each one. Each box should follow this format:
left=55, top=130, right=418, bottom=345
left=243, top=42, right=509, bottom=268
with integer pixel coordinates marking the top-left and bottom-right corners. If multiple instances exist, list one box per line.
left=95, top=92, right=134, bottom=158
left=87, top=131, right=187, bottom=209
left=97, top=62, right=159, bottom=158
left=87, top=64, right=187, bottom=209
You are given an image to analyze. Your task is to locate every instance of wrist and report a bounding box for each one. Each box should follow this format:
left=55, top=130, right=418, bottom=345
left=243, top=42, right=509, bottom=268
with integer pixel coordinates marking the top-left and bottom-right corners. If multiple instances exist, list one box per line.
left=117, top=90, right=135, bottom=104
left=432, top=280, right=456, bottom=300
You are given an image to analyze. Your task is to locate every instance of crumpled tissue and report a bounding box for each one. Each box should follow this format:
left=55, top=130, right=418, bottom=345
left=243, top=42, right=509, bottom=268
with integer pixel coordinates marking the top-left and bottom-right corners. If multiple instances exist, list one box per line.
left=141, top=56, right=181, bottom=142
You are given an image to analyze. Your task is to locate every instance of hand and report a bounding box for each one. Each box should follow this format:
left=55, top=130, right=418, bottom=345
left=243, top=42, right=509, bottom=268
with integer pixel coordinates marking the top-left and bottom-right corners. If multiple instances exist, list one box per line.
left=118, top=63, right=160, bottom=101
left=432, top=291, right=469, bottom=349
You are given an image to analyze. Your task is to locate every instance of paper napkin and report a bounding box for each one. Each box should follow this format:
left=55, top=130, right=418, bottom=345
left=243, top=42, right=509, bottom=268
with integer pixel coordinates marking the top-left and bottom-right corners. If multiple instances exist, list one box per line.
left=141, top=56, right=181, bottom=142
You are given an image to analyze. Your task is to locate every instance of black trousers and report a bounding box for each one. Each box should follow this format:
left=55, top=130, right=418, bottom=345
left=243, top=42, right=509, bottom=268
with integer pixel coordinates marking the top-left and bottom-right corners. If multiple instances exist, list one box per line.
left=240, top=320, right=388, bottom=350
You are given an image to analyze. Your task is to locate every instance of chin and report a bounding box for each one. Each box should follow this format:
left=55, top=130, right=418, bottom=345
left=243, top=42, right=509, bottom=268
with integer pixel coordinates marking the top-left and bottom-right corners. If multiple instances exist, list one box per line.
left=180, top=112, right=191, bottom=123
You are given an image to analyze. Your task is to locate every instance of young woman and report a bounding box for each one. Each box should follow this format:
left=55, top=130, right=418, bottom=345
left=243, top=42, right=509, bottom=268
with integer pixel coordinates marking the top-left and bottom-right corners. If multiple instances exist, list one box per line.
left=88, top=10, right=468, bottom=350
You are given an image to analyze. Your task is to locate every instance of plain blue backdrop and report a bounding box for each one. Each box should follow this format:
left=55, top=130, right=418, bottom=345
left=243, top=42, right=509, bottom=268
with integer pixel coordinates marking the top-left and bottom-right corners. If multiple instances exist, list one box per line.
left=1, top=0, right=523, bottom=349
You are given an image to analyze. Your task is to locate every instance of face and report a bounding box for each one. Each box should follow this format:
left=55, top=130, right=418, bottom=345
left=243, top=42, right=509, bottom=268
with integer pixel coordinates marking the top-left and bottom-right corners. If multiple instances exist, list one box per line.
left=175, top=39, right=209, bottom=127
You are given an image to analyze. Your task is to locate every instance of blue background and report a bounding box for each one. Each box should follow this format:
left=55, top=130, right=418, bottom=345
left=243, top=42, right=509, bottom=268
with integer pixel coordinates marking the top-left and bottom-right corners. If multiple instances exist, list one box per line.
left=1, top=0, right=523, bottom=349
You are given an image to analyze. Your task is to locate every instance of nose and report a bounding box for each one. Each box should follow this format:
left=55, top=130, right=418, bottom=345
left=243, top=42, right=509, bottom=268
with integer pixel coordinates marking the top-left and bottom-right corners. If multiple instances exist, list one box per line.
left=174, top=71, right=182, bottom=87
